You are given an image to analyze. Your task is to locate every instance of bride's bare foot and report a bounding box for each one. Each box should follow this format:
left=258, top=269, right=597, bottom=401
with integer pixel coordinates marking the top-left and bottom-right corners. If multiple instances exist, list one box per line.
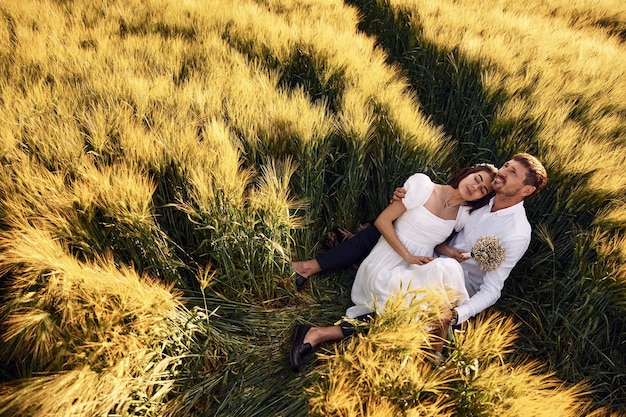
left=292, top=259, right=322, bottom=279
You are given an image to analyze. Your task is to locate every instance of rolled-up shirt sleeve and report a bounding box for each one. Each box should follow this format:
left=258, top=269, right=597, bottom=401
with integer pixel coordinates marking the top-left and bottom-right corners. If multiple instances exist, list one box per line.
left=451, top=201, right=532, bottom=324
left=455, top=234, right=529, bottom=323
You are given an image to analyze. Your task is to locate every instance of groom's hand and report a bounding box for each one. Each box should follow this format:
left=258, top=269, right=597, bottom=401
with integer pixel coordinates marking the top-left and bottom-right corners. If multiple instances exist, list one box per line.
left=435, top=243, right=468, bottom=263
left=390, top=187, right=407, bottom=203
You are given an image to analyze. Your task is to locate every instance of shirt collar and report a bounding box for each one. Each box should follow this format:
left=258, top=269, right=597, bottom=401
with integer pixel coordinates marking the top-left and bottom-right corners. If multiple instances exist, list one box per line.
left=488, top=197, right=525, bottom=216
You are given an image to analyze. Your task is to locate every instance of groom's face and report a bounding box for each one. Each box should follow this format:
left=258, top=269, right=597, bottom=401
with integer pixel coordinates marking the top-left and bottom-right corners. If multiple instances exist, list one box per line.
left=492, top=159, right=536, bottom=198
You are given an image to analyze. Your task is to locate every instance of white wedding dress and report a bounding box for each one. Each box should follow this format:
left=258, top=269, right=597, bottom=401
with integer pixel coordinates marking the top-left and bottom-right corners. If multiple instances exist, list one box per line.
left=346, top=173, right=470, bottom=318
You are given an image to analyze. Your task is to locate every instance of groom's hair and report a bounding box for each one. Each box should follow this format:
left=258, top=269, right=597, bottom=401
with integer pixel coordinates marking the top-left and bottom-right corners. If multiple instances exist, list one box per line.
left=512, top=153, right=548, bottom=195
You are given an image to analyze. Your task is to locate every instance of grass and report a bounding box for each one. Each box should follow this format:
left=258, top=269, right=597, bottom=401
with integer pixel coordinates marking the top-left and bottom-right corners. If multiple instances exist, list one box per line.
left=307, top=299, right=596, bottom=417
left=0, top=0, right=624, bottom=415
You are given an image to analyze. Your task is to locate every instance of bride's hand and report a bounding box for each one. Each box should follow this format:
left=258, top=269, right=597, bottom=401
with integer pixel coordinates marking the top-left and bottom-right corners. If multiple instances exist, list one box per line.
left=405, top=255, right=435, bottom=265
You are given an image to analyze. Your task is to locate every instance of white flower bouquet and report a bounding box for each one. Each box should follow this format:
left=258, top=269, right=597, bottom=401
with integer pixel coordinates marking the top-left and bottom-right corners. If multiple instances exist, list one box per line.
left=462, top=235, right=506, bottom=272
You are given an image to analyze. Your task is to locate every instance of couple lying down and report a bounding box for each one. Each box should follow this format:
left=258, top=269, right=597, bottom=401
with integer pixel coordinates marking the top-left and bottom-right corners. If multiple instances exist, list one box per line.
left=290, top=154, right=548, bottom=372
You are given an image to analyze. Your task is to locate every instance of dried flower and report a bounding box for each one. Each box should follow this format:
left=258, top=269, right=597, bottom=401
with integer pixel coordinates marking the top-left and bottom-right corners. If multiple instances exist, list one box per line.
left=466, top=235, right=506, bottom=272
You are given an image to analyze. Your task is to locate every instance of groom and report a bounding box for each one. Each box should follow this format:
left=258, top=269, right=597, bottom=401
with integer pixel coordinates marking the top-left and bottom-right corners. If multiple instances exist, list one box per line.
left=292, top=153, right=548, bottom=326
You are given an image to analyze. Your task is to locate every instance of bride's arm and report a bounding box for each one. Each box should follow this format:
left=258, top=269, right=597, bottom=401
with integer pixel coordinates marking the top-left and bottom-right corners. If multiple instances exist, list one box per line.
left=374, top=201, right=434, bottom=265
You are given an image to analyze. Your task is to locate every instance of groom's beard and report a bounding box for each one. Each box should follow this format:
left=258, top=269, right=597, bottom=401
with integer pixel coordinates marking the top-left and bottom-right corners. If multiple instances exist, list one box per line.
left=495, top=183, right=525, bottom=198
left=492, top=176, right=523, bottom=198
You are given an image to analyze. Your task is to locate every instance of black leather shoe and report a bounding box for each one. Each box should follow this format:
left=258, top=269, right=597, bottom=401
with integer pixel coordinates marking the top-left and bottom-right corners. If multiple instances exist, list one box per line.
left=295, top=275, right=307, bottom=291
left=289, top=325, right=313, bottom=372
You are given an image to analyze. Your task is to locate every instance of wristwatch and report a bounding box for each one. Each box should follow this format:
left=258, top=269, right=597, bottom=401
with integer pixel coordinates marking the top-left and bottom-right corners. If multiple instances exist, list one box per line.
left=450, top=309, right=458, bottom=326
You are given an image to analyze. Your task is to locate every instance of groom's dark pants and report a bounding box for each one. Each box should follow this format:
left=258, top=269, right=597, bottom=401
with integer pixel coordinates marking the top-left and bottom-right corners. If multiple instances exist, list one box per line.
left=316, top=225, right=381, bottom=272
left=311, top=225, right=381, bottom=337
left=318, top=225, right=426, bottom=337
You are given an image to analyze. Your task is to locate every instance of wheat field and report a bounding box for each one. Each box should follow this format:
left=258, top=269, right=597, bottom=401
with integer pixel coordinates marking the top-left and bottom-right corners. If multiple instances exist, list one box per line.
left=0, top=0, right=624, bottom=416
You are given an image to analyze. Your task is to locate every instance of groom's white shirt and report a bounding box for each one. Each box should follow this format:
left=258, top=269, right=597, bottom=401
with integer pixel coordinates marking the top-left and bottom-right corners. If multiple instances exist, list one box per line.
left=448, top=197, right=531, bottom=323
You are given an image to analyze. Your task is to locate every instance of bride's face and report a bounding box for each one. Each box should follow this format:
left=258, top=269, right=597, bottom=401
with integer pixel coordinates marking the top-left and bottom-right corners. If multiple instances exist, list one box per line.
left=459, top=170, right=493, bottom=201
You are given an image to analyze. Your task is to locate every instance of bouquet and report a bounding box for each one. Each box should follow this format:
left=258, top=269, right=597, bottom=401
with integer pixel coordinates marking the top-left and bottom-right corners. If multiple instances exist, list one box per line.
left=462, top=235, right=506, bottom=272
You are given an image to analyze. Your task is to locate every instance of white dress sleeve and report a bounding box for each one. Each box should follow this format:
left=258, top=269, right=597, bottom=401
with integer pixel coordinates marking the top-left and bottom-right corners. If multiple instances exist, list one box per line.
left=454, top=205, right=471, bottom=232
left=401, top=173, right=434, bottom=210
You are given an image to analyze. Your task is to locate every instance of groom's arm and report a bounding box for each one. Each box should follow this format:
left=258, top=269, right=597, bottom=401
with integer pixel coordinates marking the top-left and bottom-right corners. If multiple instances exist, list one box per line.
left=434, top=242, right=469, bottom=263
